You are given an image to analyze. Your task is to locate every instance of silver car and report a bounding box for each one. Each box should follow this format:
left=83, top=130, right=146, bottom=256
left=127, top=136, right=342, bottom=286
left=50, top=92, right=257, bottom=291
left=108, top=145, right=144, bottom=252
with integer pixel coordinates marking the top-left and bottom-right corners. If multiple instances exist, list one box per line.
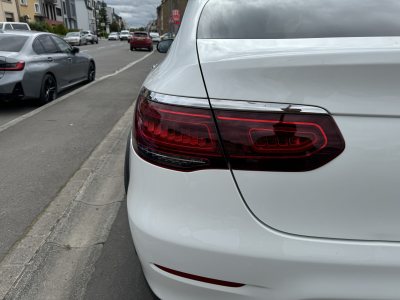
left=0, top=30, right=95, bottom=105
left=108, top=32, right=119, bottom=40
left=64, top=32, right=87, bottom=46
left=82, top=30, right=98, bottom=44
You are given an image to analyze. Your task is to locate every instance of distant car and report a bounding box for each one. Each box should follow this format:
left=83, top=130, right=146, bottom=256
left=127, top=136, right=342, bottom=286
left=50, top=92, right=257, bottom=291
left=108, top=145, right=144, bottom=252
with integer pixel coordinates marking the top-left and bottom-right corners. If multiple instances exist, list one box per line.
left=0, top=22, right=30, bottom=30
left=160, top=33, right=175, bottom=40
left=130, top=31, right=153, bottom=51
left=120, top=30, right=130, bottom=41
left=82, top=30, right=98, bottom=44
left=127, top=32, right=133, bottom=43
left=149, top=32, right=161, bottom=43
left=108, top=32, right=119, bottom=40
left=0, top=30, right=95, bottom=105
left=64, top=32, right=87, bottom=46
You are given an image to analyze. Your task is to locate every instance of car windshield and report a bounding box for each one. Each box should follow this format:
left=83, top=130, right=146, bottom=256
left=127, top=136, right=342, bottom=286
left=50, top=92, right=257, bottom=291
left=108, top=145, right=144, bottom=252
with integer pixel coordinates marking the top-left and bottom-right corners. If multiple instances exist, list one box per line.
left=0, top=35, right=29, bottom=52
left=121, top=31, right=129, bottom=34
left=134, top=33, right=147, bottom=37
left=66, top=32, right=79, bottom=37
left=12, top=24, right=29, bottom=30
left=110, top=33, right=117, bottom=36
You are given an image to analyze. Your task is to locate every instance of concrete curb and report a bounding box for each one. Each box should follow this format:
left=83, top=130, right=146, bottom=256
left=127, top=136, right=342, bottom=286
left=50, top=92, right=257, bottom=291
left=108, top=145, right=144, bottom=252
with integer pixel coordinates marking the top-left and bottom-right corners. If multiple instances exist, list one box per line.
left=0, top=100, right=136, bottom=299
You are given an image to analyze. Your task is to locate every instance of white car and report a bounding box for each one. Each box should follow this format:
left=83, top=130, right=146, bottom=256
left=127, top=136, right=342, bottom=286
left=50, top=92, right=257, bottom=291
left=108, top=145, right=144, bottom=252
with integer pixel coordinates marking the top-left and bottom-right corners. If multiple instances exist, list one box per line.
left=149, top=32, right=161, bottom=43
left=125, top=0, right=400, bottom=299
left=108, top=32, right=119, bottom=40
left=119, top=30, right=130, bottom=41
left=0, top=22, right=30, bottom=30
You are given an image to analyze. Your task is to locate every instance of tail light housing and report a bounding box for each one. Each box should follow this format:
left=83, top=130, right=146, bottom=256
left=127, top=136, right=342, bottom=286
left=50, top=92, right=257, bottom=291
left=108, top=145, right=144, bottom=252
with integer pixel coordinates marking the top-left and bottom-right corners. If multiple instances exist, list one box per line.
left=0, top=61, right=25, bottom=71
left=133, top=93, right=227, bottom=171
left=133, top=88, right=345, bottom=172
left=215, top=110, right=345, bottom=172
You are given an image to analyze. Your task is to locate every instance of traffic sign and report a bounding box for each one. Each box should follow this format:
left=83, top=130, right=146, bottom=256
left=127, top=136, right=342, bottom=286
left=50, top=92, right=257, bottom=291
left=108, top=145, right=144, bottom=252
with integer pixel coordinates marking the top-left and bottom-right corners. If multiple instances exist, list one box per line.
left=172, top=10, right=180, bottom=22
left=167, top=15, right=178, bottom=25
left=100, top=23, right=105, bottom=26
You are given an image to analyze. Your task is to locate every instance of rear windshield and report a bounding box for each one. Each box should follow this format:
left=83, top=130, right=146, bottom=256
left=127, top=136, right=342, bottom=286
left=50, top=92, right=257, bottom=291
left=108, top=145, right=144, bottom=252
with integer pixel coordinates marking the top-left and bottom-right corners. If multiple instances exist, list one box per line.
left=0, top=36, right=28, bottom=52
left=198, top=0, right=400, bottom=39
left=134, top=33, right=147, bottom=37
left=66, top=32, right=79, bottom=37
left=82, top=31, right=89, bottom=34
left=12, top=24, right=29, bottom=30
left=121, top=31, right=129, bottom=34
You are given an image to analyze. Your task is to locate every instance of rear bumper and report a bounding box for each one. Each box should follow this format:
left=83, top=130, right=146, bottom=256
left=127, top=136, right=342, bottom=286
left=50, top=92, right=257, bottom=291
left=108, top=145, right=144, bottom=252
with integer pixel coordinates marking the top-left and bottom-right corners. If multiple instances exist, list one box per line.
left=66, top=41, right=80, bottom=45
left=130, top=44, right=151, bottom=48
left=0, top=72, right=26, bottom=101
left=127, top=139, right=400, bottom=300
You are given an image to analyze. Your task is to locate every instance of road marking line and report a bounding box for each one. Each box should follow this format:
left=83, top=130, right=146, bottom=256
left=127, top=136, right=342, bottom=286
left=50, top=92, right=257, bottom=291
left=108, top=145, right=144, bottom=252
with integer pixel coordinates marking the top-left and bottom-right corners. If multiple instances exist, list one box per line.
left=0, top=49, right=155, bottom=134
left=97, top=46, right=105, bottom=49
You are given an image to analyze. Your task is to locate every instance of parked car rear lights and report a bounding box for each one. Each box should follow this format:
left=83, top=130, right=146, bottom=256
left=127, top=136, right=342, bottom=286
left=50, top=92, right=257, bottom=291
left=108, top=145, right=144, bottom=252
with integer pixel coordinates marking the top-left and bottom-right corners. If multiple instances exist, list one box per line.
left=0, top=61, right=25, bottom=71
left=215, top=111, right=345, bottom=171
left=133, top=94, right=227, bottom=171
left=155, top=264, right=245, bottom=288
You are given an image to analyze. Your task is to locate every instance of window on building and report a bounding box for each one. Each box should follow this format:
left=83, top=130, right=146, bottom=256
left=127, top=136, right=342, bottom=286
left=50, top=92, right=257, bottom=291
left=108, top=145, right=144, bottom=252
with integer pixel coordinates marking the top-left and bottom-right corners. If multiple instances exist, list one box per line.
left=56, top=8, right=61, bottom=16
left=5, top=13, right=14, bottom=22
left=20, top=0, right=27, bottom=5
left=2, top=0, right=11, bottom=3
left=71, top=4, right=75, bottom=16
left=34, top=3, right=40, bottom=13
left=63, top=2, right=66, bottom=14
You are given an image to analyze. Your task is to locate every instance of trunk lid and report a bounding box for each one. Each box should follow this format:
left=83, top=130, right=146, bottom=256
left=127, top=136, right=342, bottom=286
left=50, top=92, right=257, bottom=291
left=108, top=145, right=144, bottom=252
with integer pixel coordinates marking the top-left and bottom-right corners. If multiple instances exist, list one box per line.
left=198, top=37, right=400, bottom=241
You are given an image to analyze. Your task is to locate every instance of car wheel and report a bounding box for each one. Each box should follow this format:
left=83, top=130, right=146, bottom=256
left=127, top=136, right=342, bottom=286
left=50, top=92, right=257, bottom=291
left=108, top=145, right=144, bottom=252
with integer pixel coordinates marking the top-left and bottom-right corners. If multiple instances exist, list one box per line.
left=85, top=40, right=88, bottom=45
left=86, top=61, right=95, bottom=83
left=79, top=40, right=81, bottom=46
left=130, top=45, right=133, bottom=51
left=91, top=40, right=94, bottom=44
left=38, top=74, right=57, bottom=105
left=96, top=40, right=98, bottom=44
left=148, top=46, right=152, bottom=52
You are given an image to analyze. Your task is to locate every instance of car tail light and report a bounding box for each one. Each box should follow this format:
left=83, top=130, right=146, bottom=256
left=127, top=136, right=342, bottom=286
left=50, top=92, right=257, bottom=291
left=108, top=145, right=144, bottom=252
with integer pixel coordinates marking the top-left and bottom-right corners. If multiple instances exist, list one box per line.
left=88, top=34, right=92, bottom=36
left=133, top=94, right=227, bottom=171
left=146, top=38, right=150, bottom=42
left=0, top=61, right=25, bottom=71
left=215, top=110, right=345, bottom=172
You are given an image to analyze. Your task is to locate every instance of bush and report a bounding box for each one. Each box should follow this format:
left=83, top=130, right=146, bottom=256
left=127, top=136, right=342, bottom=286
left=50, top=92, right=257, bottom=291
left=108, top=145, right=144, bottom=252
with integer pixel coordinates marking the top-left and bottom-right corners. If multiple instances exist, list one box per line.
left=99, top=31, right=108, bottom=38
left=45, top=22, right=54, bottom=33
left=53, top=24, right=68, bottom=36
left=28, top=21, right=47, bottom=32
left=68, top=28, right=81, bottom=32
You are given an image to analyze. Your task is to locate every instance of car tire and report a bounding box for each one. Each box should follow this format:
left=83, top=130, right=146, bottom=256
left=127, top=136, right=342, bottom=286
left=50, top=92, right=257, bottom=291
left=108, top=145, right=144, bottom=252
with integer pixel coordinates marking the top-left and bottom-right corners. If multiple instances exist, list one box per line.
left=130, top=45, right=133, bottom=51
left=96, top=40, right=98, bottom=44
left=79, top=40, right=81, bottom=46
left=37, top=74, right=57, bottom=105
left=85, top=40, right=88, bottom=45
left=86, top=61, right=95, bottom=83
left=91, top=40, right=94, bottom=44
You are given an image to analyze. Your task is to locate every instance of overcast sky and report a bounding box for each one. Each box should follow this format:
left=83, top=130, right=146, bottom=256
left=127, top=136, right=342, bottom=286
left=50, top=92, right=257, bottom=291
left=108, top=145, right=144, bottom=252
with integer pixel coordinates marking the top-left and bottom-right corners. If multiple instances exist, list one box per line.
left=107, top=0, right=161, bottom=28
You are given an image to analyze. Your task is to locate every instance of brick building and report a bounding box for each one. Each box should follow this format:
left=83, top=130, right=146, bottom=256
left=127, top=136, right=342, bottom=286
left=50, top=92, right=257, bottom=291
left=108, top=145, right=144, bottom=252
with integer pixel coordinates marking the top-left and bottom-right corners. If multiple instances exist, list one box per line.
left=157, top=0, right=188, bottom=35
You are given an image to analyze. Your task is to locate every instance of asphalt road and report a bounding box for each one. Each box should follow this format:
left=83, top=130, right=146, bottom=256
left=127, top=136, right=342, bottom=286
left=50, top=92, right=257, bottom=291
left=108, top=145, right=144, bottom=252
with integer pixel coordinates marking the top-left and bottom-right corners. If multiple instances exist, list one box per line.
left=0, top=40, right=162, bottom=276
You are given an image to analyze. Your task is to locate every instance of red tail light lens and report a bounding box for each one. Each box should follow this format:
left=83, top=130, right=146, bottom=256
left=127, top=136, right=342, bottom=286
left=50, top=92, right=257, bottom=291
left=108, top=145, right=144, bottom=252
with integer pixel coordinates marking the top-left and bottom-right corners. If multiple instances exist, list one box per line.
left=133, top=95, right=227, bottom=171
left=215, top=111, right=345, bottom=172
left=0, top=61, right=25, bottom=71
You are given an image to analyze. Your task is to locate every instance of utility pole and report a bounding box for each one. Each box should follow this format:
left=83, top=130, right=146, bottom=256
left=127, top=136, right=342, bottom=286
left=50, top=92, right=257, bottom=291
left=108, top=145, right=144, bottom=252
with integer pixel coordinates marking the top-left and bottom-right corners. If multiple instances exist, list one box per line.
left=170, top=0, right=173, bottom=37
left=179, top=0, right=182, bottom=30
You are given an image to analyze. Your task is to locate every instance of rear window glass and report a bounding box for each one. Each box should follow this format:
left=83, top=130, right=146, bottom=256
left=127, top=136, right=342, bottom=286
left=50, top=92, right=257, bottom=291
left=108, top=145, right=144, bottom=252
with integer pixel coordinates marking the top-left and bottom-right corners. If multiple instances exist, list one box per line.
left=198, top=0, right=400, bottom=39
left=12, top=24, right=29, bottom=30
left=0, top=36, right=29, bottom=52
left=121, top=31, right=129, bottom=34
left=134, top=33, right=147, bottom=37
left=82, top=31, right=89, bottom=34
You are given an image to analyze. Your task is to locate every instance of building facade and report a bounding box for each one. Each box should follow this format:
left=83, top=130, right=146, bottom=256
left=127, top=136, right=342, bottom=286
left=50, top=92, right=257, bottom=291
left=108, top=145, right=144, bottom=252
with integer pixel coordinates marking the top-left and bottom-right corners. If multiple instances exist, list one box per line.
left=16, top=0, right=45, bottom=23
left=157, top=0, right=188, bottom=35
left=75, top=0, right=94, bottom=31
left=42, top=0, right=64, bottom=26
left=0, top=0, right=20, bottom=22
left=63, top=0, right=77, bottom=29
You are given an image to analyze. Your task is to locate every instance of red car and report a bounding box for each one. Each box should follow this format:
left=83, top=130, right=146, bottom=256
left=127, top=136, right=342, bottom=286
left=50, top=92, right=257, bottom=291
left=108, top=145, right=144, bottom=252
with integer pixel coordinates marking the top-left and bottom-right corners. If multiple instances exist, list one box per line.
left=130, top=32, right=153, bottom=51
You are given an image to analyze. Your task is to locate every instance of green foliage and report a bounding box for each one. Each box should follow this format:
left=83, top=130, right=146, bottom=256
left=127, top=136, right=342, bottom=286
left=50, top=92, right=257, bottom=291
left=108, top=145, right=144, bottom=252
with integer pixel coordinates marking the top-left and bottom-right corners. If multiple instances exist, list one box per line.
left=68, top=28, right=81, bottom=32
left=53, top=24, right=68, bottom=36
left=98, top=0, right=110, bottom=29
left=130, top=27, right=145, bottom=32
left=28, top=21, right=47, bottom=32
left=45, top=22, right=54, bottom=33
left=99, top=31, right=109, bottom=38
left=109, top=21, right=120, bottom=33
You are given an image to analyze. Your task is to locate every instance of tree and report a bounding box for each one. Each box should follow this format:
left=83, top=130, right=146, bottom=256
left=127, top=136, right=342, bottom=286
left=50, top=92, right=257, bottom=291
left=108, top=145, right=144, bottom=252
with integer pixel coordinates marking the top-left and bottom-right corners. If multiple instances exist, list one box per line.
left=98, top=0, right=110, bottom=35
left=45, top=22, right=54, bottom=33
left=109, top=21, right=120, bottom=32
left=53, top=24, right=68, bottom=36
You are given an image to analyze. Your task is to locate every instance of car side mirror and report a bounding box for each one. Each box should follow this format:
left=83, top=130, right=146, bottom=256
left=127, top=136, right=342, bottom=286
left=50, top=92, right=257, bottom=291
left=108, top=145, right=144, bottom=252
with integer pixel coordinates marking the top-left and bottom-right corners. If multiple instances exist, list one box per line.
left=72, top=47, right=80, bottom=54
left=157, top=39, right=173, bottom=53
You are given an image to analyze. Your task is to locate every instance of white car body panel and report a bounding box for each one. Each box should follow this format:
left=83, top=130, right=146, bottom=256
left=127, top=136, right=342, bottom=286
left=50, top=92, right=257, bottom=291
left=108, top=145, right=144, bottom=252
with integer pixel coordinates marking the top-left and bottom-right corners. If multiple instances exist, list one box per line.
left=128, top=144, right=400, bottom=300
left=198, top=38, right=400, bottom=116
left=142, top=0, right=208, bottom=98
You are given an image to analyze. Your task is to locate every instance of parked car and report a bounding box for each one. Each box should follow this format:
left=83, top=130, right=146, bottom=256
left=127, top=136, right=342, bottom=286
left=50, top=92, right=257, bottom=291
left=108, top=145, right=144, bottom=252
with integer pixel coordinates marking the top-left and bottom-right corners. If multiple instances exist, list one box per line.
left=108, top=32, right=119, bottom=40
left=82, top=30, right=98, bottom=44
left=64, top=32, right=87, bottom=46
left=125, top=0, right=400, bottom=299
left=130, top=32, right=153, bottom=51
left=127, top=32, right=133, bottom=43
left=160, top=32, right=174, bottom=40
left=0, top=22, right=30, bottom=30
left=0, top=30, right=95, bottom=105
left=149, top=32, right=161, bottom=43
left=119, top=30, right=130, bottom=41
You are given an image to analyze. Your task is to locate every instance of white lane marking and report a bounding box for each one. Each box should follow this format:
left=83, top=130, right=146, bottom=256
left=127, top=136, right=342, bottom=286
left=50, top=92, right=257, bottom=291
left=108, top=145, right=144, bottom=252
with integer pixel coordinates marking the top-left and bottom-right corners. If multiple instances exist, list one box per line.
left=97, top=46, right=105, bottom=49
left=0, top=49, right=155, bottom=133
